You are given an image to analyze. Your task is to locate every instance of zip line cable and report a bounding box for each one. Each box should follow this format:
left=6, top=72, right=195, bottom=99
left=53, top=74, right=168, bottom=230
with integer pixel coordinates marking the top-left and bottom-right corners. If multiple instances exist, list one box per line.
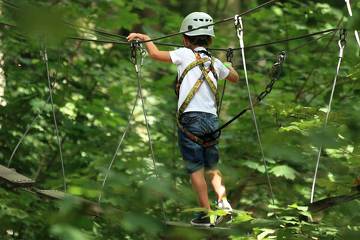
left=64, top=21, right=128, bottom=40
left=1, top=0, right=17, bottom=9
left=3, top=0, right=278, bottom=43
left=1, top=0, right=129, bottom=41
left=68, top=28, right=339, bottom=52
left=287, top=30, right=335, bottom=53
left=310, top=30, right=347, bottom=203
left=0, top=20, right=341, bottom=54
left=67, top=36, right=130, bottom=45
left=150, top=28, right=339, bottom=52
left=295, top=17, right=344, bottom=101
left=142, top=0, right=279, bottom=43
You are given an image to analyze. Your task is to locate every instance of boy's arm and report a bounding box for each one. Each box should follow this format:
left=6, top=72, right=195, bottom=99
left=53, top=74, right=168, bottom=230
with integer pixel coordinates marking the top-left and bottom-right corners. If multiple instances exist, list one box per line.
left=225, top=65, right=239, bottom=83
left=127, top=33, right=172, bottom=63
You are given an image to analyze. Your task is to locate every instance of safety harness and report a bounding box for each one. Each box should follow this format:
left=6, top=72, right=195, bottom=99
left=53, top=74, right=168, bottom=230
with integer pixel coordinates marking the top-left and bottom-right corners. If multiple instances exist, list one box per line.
left=176, top=50, right=220, bottom=148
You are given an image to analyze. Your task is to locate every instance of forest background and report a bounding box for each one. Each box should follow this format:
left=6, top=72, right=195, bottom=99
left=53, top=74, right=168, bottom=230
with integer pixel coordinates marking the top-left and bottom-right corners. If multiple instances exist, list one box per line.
left=0, top=0, right=359, bottom=239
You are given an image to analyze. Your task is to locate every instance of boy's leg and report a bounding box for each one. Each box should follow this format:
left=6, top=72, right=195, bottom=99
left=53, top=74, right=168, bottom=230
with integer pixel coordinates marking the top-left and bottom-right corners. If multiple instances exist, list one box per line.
left=206, top=169, right=226, bottom=202
left=207, top=169, right=233, bottom=225
left=191, top=168, right=211, bottom=210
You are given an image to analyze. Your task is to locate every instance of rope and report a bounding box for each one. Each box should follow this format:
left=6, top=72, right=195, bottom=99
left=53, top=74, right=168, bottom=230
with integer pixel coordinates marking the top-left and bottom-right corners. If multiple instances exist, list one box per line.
left=98, top=88, right=140, bottom=203
left=41, top=43, right=67, bottom=192
left=145, top=29, right=339, bottom=52
left=67, top=36, right=129, bottom=45
left=218, top=48, right=233, bottom=114
left=344, top=0, right=360, bottom=48
left=131, top=42, right=167, bottom=221
left=1, top=0, right=277, bottom=44
left=1, top=20, right=341, bottom=57
left=7, top=98, right=50, bottom=167
left=1, top=0, right=129, bottom=42
left=235, top=16, right=275, bottom=204
left=64, top=21, right=128, bottom=40
left=295, top=18, right=344, bottom=101
left=356, top=31, right=360, bottom=48
left=310, top=30, right=346, bottom=203
left=142, top=0, right=279, bottom=43
left=1, top=0, right=17, bottom=9
left=287, top=30, right=335, bottom=53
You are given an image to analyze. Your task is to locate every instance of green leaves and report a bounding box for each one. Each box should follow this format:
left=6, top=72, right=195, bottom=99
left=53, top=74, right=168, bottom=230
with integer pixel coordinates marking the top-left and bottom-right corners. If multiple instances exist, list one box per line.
left=270, top=165, right=297, bottom=180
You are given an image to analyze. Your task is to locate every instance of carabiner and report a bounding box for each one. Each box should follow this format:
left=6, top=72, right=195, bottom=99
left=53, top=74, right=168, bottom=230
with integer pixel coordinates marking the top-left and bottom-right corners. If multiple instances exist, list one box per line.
left=234, top=15, right=244, bottom=49
left=226, top=48, right=234, bottom=63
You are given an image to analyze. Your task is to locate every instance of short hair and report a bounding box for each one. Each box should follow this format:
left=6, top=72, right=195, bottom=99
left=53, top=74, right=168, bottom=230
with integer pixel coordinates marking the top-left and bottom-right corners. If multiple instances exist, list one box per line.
left=184, top=35, right=212, bottom=47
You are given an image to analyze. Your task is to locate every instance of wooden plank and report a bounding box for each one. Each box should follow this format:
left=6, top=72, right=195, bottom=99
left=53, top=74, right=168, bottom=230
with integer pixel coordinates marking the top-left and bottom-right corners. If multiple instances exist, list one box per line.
left=165, top=221, right=231, bottom=230
left=35, top=189, right=103, bottom=217
left=35, top=189, right=66, bottom=200
left=308, top=192, right=360, bottom=212
left=0, top=164, right=35, bottom=187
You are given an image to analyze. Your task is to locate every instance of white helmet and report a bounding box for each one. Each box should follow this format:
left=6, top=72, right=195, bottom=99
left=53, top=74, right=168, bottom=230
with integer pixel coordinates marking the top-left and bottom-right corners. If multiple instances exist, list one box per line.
left=180, top=12, right=215, bottom=37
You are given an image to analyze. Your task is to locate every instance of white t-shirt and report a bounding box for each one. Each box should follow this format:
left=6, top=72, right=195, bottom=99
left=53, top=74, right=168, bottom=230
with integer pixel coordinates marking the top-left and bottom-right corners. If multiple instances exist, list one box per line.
left=170, top=47, right=230, bottom=116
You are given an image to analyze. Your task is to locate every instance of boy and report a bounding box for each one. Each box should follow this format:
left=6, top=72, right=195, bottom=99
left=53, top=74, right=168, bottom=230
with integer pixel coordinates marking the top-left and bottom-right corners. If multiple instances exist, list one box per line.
left=127, top=12, right=239, bottom=227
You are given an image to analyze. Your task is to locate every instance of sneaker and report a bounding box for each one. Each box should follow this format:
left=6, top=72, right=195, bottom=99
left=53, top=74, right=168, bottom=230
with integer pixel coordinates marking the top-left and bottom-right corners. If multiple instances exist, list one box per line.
left=190, top=212, right=216, bottom=227
left=216, top=198, right=233, bottom=225
left=217, top=198, right=233, bottom=213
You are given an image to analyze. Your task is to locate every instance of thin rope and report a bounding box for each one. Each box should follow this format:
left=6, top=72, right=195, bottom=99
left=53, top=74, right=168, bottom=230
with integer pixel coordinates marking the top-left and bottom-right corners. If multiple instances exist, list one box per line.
left=64, top=21, right=128, bottom=40
left=7, top=98, right=50, bottom=167
left=98, top=88, right=140, bottom=203
left=132, top=45, right=167, bottom=222
left=287, top=30, right=335, bottom=53
left=142, top=0, right=279, bottom=43
left=2, top=20, right=341, bottom=55
left=355, top=31, right=360, bottom=48
left=1, top=0, right=17, bottom=9
left=344, top=0, right=360, bottom=48
left=67, top=36, right=129, bottom=45
left=42, top=44, right=67, bottom=192
left=141, top=29, right=339, bottom=52
left=310, top=36, right=346, bottom=203
left=235, top=16, right=275, bottom=204
left=295, top=17, right=344, bottom=101
left=8, top=48, right=60, bottom=168
left=1, top=0, right=277, bottom=44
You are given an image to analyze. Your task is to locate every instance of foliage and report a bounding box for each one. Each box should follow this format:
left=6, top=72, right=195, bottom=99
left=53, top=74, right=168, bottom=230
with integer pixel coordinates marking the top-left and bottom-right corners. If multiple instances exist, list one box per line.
left=0, top=0, right=359, bottom=239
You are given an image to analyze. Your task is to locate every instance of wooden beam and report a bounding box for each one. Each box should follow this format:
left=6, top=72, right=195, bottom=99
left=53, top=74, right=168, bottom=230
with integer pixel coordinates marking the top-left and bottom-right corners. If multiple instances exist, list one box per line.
left=165, top=221, right=231, bottom=230
left=308, top=191, right=360, bottom=212
left=34, top=189, right=103, bottom=217
left=0, top=164, right=35, bottom=187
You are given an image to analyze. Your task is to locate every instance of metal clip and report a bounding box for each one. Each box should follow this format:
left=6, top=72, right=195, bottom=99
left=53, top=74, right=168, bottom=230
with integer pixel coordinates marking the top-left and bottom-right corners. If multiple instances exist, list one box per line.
left=226, top=48, right=234, bottom=63
left=130, top=40, right=140, bottom=65
left=338, top=29, right=346, bottom=58
left=278, top=51, right=286, bottom=64
left=234, top=15, right=244, bottom=49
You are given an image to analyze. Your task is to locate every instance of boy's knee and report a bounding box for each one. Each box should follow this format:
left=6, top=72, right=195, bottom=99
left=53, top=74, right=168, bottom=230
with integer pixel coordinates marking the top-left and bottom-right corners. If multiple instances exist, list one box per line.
left=206, top=169, right=222, bottom=177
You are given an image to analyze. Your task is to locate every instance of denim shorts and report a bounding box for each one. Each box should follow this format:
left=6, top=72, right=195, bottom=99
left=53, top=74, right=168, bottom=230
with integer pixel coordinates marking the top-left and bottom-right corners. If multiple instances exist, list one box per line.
left=178, top=111, right=219, bottom=174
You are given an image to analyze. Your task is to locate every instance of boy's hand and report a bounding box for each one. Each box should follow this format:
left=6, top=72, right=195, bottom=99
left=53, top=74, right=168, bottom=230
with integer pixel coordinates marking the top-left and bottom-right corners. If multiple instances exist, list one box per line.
left=127, top=33, right=151, bottom=42
left=126, top=33, right=172, bottom=63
